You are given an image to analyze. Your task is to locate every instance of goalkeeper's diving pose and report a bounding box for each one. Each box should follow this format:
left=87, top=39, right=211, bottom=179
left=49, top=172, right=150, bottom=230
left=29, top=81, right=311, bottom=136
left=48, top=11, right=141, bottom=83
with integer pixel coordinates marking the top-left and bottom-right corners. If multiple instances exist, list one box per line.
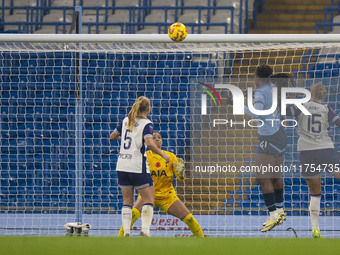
left=118, top=131, right=204, bottom=237
left=244, top=65, right=288, bottom=232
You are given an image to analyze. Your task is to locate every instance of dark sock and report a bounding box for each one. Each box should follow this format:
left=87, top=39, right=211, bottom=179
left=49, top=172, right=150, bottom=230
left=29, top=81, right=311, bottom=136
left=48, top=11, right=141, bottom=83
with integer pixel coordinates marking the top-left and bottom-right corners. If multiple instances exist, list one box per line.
left=274, top=188, right=283, bottom=208
left=263, top=192, right=277, bottom=212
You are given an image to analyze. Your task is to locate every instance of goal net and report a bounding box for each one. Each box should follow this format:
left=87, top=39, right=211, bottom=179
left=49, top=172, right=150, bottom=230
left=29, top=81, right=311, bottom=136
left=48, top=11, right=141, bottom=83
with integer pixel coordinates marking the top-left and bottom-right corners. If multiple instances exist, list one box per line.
left=0, top=34, right=339, bottom=237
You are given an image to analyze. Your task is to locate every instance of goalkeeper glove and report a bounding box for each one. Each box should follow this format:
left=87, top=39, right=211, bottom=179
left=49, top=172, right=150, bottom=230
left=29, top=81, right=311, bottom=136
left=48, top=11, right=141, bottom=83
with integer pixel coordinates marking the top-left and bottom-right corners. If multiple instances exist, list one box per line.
left=173, top=158, right=186, bottom=180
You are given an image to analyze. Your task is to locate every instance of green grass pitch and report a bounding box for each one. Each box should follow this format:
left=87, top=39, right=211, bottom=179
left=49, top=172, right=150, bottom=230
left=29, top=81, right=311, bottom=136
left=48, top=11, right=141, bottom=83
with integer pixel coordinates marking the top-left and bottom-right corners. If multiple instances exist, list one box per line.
left=1, top=237, right=340, bottom=255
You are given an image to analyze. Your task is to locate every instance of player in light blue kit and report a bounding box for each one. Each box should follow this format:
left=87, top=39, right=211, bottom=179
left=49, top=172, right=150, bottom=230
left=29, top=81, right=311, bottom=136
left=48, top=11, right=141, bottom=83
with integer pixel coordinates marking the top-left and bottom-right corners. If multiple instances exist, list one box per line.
left=244, top=65, right=288, bottom=232
left=110, top=96, right=170, bottom=237
left=286, top=83, right=340, bottom=238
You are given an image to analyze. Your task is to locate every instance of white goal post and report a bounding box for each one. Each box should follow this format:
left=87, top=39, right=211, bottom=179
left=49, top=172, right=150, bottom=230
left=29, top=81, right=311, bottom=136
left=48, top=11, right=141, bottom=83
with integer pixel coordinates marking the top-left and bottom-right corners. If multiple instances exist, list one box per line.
left=0, top=34, right=339, bottom=238
left=2, top=34, right=340, bottom=42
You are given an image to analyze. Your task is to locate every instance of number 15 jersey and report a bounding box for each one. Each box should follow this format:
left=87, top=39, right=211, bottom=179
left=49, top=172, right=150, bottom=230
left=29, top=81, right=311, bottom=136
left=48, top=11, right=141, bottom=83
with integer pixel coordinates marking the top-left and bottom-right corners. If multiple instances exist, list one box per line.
left=114, top=117, right=154, bottom=173
left=291, top=101, right=335, bottom=151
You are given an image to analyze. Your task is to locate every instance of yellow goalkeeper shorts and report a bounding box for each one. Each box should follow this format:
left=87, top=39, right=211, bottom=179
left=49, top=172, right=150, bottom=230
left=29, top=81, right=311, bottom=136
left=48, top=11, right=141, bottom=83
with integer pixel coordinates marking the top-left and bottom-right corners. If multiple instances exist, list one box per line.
left=138, top=189, right=180, bottom=212
left=155, top=189, right=180, bottom=212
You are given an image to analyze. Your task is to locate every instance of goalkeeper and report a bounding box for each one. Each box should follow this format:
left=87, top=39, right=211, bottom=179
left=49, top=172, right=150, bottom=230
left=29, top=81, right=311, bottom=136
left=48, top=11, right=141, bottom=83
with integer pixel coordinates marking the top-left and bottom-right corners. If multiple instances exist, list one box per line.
left=118, top=131, right=204, bottom=237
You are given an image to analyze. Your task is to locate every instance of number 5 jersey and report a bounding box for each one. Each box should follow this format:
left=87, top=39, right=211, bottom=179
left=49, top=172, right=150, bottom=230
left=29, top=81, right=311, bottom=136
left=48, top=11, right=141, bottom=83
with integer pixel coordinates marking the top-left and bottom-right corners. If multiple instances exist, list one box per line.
left=114, top=117, right=154, bottom=173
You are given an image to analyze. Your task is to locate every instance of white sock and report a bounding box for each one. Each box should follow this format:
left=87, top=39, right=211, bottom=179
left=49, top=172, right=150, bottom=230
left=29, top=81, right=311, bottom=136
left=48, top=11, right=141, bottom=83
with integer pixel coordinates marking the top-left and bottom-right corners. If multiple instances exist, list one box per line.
left=269, top=210, right=278, bottom=220
left=309, top=195, right=321, bottom=230
left=276, top=207, right=284, bottom=214
left=122, top=205, right=132, bottom=236
left=141, top=204, right=153, bottom=235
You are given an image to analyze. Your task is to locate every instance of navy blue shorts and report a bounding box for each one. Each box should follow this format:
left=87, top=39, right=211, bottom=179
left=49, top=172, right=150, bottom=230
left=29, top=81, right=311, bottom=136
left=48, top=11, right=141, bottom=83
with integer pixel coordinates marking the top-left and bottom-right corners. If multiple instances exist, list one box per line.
left=117, top=171, right=153, bottom=189
left=300, top=148, right=340, bottom=178
left=256, top=128, right=287, bottom=157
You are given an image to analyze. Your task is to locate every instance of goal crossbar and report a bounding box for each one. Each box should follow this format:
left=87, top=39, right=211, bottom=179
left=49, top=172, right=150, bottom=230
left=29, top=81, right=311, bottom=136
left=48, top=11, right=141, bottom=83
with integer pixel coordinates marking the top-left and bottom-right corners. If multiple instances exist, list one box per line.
left=1, top=34, right=340, bottom=43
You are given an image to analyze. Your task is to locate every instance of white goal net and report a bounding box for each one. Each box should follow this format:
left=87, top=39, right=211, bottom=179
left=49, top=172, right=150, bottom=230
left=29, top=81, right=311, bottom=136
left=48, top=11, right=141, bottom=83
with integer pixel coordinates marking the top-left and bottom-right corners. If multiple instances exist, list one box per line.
left=0, top=34, right=339, bottom=237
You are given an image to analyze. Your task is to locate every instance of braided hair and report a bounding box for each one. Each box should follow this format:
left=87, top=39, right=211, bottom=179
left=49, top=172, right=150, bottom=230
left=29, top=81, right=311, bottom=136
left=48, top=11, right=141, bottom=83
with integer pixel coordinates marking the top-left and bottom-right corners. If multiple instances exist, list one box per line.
left=269, top=73, right=294, bottom=113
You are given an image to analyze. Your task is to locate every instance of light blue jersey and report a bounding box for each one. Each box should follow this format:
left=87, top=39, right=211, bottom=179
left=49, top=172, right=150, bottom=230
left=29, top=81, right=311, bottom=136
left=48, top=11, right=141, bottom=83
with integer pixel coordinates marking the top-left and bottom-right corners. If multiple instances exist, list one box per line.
left=246, top=84, right=281, bottom=136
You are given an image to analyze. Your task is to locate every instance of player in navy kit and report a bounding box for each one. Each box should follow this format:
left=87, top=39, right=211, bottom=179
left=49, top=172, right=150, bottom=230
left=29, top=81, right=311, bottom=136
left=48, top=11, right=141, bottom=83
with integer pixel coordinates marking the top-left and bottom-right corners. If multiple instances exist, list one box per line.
left=244, top=65, right=288, bottom=232
left=110, top=96, right=170, bottom=237
left=286, top=83, right=340, bottom=238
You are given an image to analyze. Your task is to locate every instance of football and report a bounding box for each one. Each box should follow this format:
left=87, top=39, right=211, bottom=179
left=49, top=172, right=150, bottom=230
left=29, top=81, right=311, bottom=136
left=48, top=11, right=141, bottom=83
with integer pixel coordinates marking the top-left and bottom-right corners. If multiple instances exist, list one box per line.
left=168, top=22, right=187, bottom=42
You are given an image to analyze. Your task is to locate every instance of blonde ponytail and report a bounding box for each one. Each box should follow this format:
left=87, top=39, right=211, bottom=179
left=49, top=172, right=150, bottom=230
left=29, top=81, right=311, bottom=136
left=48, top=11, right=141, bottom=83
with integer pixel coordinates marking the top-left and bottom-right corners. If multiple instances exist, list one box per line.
left=311, top=83, right=326, bottom=101
left=127, top=96, right=150, bottom=131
